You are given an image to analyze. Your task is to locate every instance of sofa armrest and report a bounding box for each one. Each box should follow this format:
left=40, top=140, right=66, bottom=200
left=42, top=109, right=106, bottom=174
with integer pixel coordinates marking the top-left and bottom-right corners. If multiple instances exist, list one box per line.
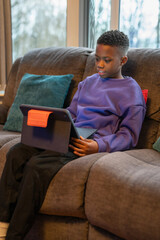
left=0, top=58, right=22, bottom=125
left=0, top=104, right=8, bottom=124
left=3, top=57, right=22, bottom=110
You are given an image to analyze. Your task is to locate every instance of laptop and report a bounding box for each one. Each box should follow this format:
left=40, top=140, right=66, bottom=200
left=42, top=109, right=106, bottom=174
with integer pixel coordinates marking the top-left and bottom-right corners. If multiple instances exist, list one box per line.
left=20, top=104, right=97, bottom=153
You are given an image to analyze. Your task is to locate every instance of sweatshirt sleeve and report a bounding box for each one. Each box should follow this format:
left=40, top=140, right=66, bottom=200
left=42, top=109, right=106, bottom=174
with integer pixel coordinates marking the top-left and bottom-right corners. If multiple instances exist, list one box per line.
left=95, top=105, right=146, bottom=152
left=67, top=81, right=82, bottom=121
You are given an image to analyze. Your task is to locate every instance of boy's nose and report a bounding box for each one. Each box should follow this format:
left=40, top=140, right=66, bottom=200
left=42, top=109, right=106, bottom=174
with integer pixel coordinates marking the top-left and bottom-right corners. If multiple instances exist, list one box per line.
left=97, top=60, right=104, bottom=68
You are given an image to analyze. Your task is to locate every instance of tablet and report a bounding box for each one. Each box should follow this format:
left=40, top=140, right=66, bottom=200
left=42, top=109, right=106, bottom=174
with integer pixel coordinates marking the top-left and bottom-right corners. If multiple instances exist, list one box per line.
left=20, top=104, right=97, bottom=153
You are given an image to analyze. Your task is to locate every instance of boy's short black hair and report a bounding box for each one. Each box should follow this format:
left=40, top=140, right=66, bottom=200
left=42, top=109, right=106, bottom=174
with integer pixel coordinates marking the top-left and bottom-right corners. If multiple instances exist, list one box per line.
left=97, top=30, right=129, bottom=55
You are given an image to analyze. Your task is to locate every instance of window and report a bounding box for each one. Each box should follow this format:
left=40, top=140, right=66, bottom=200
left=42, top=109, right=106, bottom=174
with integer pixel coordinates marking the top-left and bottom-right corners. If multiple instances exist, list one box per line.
left=0, top=0, right=78, bottom=94
left=10, top=0, right=160, bottom=62
left=88, top=0, right=160, bottom=49
left=11, top=0, right=67, bottom=62
left=120, top=0, right=160, bottom=48
left=88, top=0, right=111, bottom=49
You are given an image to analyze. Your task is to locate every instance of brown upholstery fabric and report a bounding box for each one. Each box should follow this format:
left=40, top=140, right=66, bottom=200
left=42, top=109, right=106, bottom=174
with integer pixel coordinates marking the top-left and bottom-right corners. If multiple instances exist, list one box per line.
left=0, top=136, right=20, bottom=177
left=123, top=49, right=160, bottom=147
left=85, top=150, right=160, bottom=240
left=40, top=152, right=107, bottom=218
left=25, top=214, right=89, bottom=240
left=125, top=148, right=160, bottom=165
left=122, top=49, right=160, bottom=122
left=2, top=57, right=21, bottom=109
left=0, top=105, right=8, bottom=124
left=0, top=125, right=20, bottom=148
left=88, top=225, right=123, bottom=240
left=157, top=124, right=160, bottom=138
left=137, top=118, right=159, bottom=149
left=0, top=58, right=21, bottom=124
left=82, top=52, right=97, bottom=80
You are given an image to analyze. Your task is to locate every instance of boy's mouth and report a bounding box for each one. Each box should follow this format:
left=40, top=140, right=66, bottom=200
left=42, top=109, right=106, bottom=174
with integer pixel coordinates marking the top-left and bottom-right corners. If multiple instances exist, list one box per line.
left=98, top=70, right=106, bottom=76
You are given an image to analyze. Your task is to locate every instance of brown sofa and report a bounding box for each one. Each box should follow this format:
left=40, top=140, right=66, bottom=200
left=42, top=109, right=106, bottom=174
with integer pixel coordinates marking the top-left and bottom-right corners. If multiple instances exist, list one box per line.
left=0, top=47, right=160, bottom=240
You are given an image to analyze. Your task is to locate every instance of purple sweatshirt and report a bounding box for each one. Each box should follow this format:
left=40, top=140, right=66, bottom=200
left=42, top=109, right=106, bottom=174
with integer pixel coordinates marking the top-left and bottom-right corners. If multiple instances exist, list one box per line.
left=67, top=73, right=146, bottom=153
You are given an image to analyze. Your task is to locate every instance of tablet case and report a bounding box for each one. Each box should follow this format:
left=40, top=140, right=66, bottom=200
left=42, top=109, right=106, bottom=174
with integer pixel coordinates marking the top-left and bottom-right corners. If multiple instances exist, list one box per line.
left=20, top=104, right=96, bottom=153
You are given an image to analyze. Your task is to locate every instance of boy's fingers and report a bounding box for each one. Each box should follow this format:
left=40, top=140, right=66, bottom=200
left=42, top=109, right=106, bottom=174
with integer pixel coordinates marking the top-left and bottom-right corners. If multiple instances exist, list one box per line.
left=71, top=138, right=87, bottom=146
left=80, top=136, right=85, bottom=140
left=70, top=142, right=84, bottom=149
left=72, top=136, right=86, bottom=141
left=69, top=144, right=85, bottom=153
left=80, top=136, right=93, bottom=143
left=74, top=151, right=85, bottom=157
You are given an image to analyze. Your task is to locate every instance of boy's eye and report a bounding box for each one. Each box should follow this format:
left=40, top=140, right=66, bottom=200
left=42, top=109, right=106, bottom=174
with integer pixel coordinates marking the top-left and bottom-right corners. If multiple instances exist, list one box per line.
left=105, top=59, right=111, bottom=63
left=95, top=57, right=112, bottom=63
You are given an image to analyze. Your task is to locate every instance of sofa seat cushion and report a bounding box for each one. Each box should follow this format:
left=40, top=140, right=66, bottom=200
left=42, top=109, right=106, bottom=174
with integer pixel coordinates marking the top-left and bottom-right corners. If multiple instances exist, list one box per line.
left=26, top=215, right=89, bottom=240
left=0, top=136, right=21, bottom=177
left=0, top=124, right=20, bottom=148
left=85, top=149, right=160, bottom=240
left=40, top=152, right=107, bottom=219
left=88, top=224, right=123, bottom=240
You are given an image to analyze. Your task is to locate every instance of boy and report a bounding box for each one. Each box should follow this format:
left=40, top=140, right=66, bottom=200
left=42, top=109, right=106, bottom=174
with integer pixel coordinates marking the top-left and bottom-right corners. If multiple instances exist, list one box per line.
left=0, top=30, right=146, bottom=240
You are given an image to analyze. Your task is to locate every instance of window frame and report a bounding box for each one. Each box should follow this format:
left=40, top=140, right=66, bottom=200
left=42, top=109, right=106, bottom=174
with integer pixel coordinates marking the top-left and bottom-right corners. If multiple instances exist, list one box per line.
left=67, top=0, right=89, bottom=47
left=79, top=0, right=160, bottom=49
left=67, top=0, right=80, bottom=47
left=110, top=0, right=120, bottom=30
left=72, top=0, right=120, bottom=48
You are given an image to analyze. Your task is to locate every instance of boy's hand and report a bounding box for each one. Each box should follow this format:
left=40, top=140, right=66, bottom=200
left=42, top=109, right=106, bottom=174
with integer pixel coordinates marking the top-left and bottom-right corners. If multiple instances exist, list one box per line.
left=69, top=136, right=99, bottom=157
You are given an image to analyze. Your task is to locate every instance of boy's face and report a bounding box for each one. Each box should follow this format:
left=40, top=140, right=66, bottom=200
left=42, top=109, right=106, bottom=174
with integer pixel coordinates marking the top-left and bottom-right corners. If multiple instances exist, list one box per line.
left=95, top=44, right=127, bottom=79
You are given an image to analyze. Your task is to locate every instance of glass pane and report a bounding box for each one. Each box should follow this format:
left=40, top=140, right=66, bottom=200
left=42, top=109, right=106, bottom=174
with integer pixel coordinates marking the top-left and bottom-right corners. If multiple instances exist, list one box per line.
left=120, top=0, right=160, bottom=48
left=88, top=0, right=111, bottom=49
left=11, top=0, right=67, bottom=61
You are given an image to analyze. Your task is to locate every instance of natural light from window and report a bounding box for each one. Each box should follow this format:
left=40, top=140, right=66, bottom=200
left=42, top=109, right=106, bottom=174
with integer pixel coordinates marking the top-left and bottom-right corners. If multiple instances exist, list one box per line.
left=11, top=0, right=67, bottom=62
left=88, top=0, right=160, bottom=49
left=88, top=0, right=111, bottom=49
left=120, top=0, right=160, bottom=48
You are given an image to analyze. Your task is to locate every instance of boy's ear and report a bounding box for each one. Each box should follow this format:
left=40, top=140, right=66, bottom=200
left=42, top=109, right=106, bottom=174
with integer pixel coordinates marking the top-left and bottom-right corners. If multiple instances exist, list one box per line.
left=121, top=56, right=128, bottom=66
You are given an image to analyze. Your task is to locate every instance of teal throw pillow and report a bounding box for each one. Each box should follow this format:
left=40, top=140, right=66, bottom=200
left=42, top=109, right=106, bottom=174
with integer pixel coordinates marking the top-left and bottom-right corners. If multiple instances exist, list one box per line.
left=3, top=73, right=73, bottom=132
left=153, top=137, right=160, bottom=152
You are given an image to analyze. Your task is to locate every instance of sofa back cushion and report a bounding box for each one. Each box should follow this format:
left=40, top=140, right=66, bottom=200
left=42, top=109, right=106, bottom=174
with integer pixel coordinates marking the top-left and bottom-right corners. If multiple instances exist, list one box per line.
left=122, top=48, right=160, bottom=149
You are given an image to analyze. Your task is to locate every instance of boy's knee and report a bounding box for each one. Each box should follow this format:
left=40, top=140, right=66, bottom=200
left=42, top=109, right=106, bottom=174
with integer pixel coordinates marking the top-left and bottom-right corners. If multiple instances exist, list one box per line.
left=7, top=143, right=40, bottom=161
left=6, top=143, right=24, bottom=160
left=26, top=155, right=40, bottom=170
left=6, top=143, right=40, bottom=170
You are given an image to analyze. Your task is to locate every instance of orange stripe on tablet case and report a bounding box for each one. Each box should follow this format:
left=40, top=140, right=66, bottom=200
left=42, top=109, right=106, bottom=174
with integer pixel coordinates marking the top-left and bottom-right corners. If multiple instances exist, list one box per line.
left=27, top=109, right=53, bottom=128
